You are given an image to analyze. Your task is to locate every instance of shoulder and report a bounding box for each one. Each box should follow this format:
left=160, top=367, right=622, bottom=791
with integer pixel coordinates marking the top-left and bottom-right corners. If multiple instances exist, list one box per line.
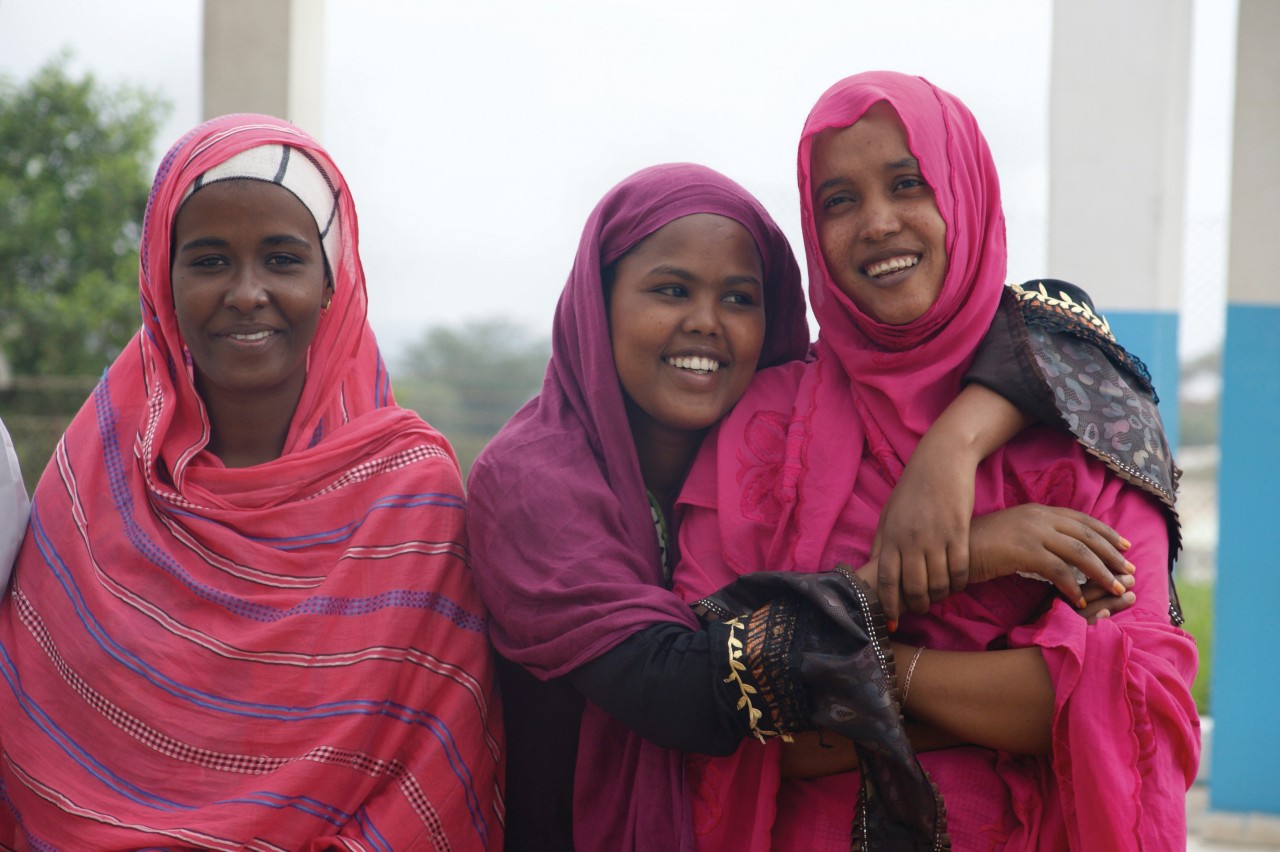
left=734, top=359, right=809, bottom=411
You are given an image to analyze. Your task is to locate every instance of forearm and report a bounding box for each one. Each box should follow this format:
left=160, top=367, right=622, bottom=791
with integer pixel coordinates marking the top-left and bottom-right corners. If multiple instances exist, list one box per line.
left=567, top=621, right=749, bottom=755
left=894, top=642, right=1054, bottom=756
left=780, top=719, right=964, bottom=778
left=932, top=382, right=1032, bottom=462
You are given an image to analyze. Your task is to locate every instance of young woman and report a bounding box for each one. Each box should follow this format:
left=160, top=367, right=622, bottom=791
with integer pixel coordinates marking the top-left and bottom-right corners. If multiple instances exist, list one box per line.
left=675, top=71, right=1196, bottom=851
left=0, top=115, right=502, bottom=849
left=466, top=163, right=1136, bottom=850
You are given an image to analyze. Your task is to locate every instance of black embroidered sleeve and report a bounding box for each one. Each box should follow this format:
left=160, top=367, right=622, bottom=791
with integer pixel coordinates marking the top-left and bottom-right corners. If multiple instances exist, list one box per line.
left=697, top=569, right=949, bottom=852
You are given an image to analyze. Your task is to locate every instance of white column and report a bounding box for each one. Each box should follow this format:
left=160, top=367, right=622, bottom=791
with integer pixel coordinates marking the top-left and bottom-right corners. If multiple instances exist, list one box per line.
left=1048, top=0, right=1192, bottom=445
left=1209, top=0, right=1280, bottom=831
left=201, top=0, right=325, bottom=135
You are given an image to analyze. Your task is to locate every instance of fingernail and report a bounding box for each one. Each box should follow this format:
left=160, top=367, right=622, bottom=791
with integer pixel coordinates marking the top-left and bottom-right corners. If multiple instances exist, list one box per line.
left=1097, top=609, right=1111, bottom=619
left=1123, top=560, right=1136, bottom=574
left=1111, top=580, right=1126, bottom=596
left=1119, top=573, right=1135, bottom=588
left=887, top=619, right=898, bottom=633
left=1076, top=596, right=1087, bottom=609
left=1119, top=537, right=1132, bottom=550
left=1121, top=591, right=1136, bottom=603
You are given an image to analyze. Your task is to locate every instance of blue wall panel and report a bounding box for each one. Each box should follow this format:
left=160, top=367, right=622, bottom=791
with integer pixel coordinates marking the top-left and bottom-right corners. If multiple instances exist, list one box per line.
left=1211, top=303, right=1280, bottom=813
left=1103, top=309, right=1181, bottom=450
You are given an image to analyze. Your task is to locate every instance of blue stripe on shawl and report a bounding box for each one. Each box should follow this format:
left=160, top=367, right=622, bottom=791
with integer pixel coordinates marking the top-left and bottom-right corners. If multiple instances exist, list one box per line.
left=3, top=643, right=357, bottom=830
left=353, top=807, right=394, bottom=852
left=168, top=491, right=466, bottom=549
left=20, top=505, right=488, bottom=839
left=92, top=378, right=484, bottom=633
left=0, top=782, right=58, bottom=852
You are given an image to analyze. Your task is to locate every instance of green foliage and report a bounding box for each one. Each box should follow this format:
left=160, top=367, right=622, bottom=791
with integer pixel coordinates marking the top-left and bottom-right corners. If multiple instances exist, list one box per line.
left=393, top=319, right=550, bottom=476
left=0, top=54, right=168, bottom=377
left=1176, top=580, right=1213, bottom=716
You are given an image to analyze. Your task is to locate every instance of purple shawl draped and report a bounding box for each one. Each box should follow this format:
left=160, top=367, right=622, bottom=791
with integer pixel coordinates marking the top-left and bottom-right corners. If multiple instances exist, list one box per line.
left=466, top=163, right=809, bottom=849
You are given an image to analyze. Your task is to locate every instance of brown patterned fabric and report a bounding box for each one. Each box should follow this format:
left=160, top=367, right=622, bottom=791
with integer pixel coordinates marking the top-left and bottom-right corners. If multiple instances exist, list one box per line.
left=967, top=280, right=1185, bottom=624
left=698, top=569, right=949, bottom=852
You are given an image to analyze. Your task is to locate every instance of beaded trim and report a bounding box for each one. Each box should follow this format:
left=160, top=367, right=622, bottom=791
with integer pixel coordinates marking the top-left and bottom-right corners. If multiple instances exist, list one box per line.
left=723, top=616, right=792, bottom=744
left=693, top=596, right=732, bottom=621
left=1011, top=280, right=1116, bottom=341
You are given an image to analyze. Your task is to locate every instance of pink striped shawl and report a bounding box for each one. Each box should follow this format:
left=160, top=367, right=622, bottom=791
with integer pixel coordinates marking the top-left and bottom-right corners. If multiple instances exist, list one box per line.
left=0, top=115, right=502, bottom=850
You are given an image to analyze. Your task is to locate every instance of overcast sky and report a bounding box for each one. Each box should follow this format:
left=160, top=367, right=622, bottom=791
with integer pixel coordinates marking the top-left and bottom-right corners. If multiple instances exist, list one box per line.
left=0, top=0, right=1236, bottom=362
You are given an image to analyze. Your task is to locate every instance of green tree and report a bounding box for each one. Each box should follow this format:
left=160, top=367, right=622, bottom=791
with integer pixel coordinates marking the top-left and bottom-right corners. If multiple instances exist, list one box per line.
left=394, top=320, right=550, bottom=475
left=0, top=55, right=168, bottom=377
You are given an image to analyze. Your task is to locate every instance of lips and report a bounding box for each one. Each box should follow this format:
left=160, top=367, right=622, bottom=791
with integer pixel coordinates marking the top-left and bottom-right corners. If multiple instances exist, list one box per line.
left=216, top=326, right=281, bottom=345
left=226, top=329, right=275, bottom=342
left=863, top=254, right=920, bottom=278
left=665, top=355, right=723, bottom=374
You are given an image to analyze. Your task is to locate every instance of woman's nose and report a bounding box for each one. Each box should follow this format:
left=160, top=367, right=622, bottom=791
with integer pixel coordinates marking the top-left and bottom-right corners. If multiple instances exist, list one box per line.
left=682, top=292, right=722, bottom=335
left=224, top=266, right=268, bottom=312
left=859, top=195, right=901, bottom=241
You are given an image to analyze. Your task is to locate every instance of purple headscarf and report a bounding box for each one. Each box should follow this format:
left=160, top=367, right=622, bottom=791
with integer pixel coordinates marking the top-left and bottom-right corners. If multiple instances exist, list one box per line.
left=467, top=163, right=808, bottom=848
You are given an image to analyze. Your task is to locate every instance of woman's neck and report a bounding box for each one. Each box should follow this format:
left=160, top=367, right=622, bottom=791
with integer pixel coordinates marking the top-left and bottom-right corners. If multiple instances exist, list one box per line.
left=197, top=377, right=304, bottom=468
left=627, top=412, right=706, bottom=513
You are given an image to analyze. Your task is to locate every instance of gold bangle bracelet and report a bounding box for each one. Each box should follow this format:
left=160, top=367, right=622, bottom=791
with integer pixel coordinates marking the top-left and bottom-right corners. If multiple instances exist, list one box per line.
left=901, top=646, right=925, bottom=709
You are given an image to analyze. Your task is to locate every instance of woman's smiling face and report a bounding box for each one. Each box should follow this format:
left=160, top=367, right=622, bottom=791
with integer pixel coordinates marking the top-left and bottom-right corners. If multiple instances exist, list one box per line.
left=811, top=102, right=948, bottom=326
left=608, top=212, right=766, bottom=438
left=171, top=178, right=331, bottom=409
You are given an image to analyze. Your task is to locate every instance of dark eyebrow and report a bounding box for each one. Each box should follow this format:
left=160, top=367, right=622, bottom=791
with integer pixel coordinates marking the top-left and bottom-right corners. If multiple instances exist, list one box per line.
left=264, top=234, right=313, bottom=249
left=648, top=265, right=761, bottom=288
left=814, top=156, right=923, bottom=196
left=647, top=265, right=697, bottom=282
left=176, top=234, right=312, bottom=253
left=814, top=177, right=846, bottom=195
left=177, top=236, right=228, bottom=253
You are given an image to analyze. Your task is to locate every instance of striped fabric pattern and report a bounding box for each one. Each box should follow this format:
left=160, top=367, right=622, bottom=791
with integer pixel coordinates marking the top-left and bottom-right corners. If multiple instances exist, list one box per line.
left=0, top=115, right=503, bottom=850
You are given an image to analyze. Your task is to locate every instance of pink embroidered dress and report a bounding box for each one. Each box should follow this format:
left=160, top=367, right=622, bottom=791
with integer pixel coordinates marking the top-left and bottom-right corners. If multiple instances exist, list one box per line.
left=674, top=72, right=1199, bottom=851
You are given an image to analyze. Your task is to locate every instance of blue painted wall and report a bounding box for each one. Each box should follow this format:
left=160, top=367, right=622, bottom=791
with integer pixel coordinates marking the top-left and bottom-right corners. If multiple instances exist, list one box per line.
left=1211, top=303, right=1280, bottom=813
left=1104, top=309, right=1181, bottom=450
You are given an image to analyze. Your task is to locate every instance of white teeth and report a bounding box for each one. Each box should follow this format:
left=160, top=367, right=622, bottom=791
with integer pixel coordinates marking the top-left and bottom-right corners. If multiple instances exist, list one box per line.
left=666, top=356, right=721, bottom=374
left=229, top=330, right=273, bottom=341
left=865, top=256, right=919, bottom=278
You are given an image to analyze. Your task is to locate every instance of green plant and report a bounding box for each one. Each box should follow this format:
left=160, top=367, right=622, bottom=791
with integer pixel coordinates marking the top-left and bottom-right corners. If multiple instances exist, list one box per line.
left=1177, top=580, right=1213, bottom=716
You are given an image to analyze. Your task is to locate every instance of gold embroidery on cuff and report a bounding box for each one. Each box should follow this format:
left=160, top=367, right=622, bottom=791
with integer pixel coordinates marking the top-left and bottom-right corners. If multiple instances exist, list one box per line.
left=724, top=616, right=793, bottom=744
left=1011, top=281, right=1116, bottom=342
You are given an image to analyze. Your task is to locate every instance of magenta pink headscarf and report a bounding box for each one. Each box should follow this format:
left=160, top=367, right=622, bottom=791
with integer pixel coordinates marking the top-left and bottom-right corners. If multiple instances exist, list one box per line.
left=676, top=73, right=1198, bottom=850
left=467, top=163, right=809, bottom=849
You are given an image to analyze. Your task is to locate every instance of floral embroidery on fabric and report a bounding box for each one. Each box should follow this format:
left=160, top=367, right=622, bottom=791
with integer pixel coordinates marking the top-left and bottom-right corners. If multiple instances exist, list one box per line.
left=736, top=409, right=791, bottom=524
left=1003, top=458, right=1080, bottom=509
left=686, top=753, right=728, bottom=836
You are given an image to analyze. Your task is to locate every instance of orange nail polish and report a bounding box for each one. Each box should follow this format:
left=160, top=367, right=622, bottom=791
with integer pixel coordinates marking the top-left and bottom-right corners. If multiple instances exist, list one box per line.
left=1124, top=560, right=1136, bottom=574
left=1119, top=537, right=1132, bottom=550
left=887, top=619, right=898, bottom=632
left=1112, top=580, right=1126, bottom=596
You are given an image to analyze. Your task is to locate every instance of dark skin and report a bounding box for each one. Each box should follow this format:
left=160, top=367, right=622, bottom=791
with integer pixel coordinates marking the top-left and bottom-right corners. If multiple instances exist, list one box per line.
left=170, top=179, right=333, bottom=468
left=607, top=211, right=1138, bottom=778
left=775, top=105, right=1145, bottom=778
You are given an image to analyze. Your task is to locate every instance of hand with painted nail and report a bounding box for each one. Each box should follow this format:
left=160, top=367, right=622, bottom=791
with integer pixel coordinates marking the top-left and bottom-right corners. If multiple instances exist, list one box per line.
left=1077, top=571, right=1138, bottom=622
left=967, top=504, right=1133, bottom=606
left=871, top=428, right=977, bottom=621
